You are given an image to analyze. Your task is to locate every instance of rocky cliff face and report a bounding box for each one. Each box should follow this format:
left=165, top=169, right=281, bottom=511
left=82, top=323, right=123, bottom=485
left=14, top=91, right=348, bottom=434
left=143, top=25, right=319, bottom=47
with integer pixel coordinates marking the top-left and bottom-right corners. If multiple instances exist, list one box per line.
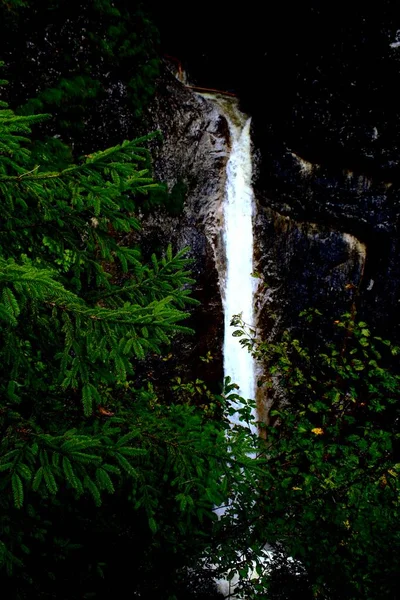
left=137, top=50, right=400, bottom=421
left=253, top=146, right=400, bottom=342
left=249, top=121, right=400, bottom=420
left=151, top=3, right=400, bottom=342
left=138, top=67, right=230, bottom=392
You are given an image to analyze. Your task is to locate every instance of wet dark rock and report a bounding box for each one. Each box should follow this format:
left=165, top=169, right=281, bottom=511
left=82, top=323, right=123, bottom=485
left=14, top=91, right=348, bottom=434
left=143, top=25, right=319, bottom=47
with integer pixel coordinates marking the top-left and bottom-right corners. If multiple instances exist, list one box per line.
left=137, top=67, right=229, bottom=392
left=253, top=148, right=400, bottom=340
left=151, top=2, right=400, bottom=343
left=254, top=206, right=366, bottom=332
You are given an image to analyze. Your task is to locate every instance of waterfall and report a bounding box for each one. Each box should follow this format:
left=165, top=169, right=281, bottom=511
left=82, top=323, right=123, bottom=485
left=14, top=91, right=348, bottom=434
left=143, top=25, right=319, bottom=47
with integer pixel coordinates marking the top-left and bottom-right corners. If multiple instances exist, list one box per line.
left=198, top=95, right=258, bottom=432
left=198, top=93, right=257, bottom=425
left=196, top=94, right=263, bottom=599
left=222, top=111, right=257, bottom=423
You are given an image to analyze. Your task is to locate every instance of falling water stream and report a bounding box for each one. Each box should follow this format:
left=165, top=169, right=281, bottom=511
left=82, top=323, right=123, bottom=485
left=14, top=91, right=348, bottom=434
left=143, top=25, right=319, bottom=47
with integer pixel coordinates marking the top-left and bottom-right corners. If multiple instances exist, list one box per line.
left=202, top=94, right=258, bottom=427
left=199, top=94, right=261, bottom=598
left=222, top=109, right=257, bottom=421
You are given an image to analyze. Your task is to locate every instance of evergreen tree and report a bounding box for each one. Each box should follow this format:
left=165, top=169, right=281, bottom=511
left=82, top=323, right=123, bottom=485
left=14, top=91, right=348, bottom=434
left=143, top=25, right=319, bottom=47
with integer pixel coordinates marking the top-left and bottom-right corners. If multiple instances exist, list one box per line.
left=0, top=70, right=258, bottom=598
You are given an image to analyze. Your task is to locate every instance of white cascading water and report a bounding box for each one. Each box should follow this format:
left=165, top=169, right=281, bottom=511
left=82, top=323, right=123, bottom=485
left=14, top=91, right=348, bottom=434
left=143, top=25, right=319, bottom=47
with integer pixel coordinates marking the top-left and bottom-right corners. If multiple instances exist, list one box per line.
left=197, top=95, right=266, bottom=599
left=221, top=105, right=260, bottom=599
left=221, top=104, right=257, bottom=428
left=199, top=94, right=257, bottom=426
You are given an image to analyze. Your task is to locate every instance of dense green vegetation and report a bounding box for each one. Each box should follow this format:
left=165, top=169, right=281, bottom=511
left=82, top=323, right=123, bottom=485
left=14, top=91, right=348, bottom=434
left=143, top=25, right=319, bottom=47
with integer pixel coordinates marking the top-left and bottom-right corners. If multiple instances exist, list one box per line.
left=0, top=2, right=399, bottom=598
left=230, top=310, right=400, bottom=599
left=0, top=65, right=259, bottom=598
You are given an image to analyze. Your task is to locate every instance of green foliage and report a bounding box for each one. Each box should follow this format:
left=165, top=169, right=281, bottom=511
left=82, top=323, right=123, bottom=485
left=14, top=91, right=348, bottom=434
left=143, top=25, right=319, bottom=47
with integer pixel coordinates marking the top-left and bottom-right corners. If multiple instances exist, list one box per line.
left=0, top=77, right=258, bottom=598
left=139, top=178, right=188, bottom=216
left=229, top=310, right=400, bottom=599
left=167, top=179, right=188, bottom=216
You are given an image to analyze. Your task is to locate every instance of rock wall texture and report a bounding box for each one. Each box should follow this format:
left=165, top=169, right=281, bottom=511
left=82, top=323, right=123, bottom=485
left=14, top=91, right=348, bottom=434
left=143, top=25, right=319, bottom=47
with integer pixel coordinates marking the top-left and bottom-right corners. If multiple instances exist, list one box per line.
left=139, top=68, right=230, bottom=392
left=151, top=3, right=400, bottom=345
left=139, top=62, right=400, bottom=411
left=253, top=146, right=399, bottom=342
